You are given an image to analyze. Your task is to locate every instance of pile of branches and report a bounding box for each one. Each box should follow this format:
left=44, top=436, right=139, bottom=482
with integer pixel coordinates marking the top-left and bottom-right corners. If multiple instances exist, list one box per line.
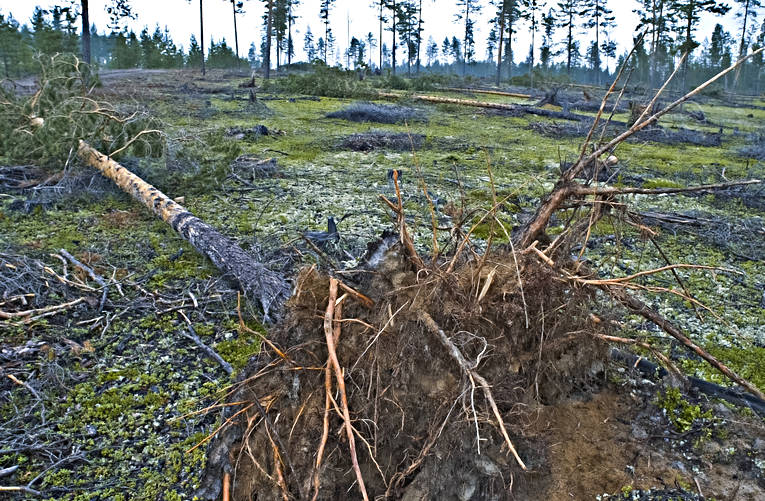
left=193, top=46, right=765, bottom=501
left=0, top=54, right=163, bottom=173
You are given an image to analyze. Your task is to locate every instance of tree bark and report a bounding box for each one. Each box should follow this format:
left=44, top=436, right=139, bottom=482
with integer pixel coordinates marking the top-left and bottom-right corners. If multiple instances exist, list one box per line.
left=77, top=141, right=288, bottom=318
left=200, top=0, right=206, bottom=75
left=81, top=0, right=91, bottom=64
left=265, top=0, right=273, bottom=79
left=232, top=0, right=240, bottom=70
left=496, top=3, right=506, bottom=86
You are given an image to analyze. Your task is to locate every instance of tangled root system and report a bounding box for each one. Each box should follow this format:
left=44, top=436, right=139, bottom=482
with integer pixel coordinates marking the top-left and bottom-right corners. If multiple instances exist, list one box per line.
left=224, top=243, right=606, bottom=500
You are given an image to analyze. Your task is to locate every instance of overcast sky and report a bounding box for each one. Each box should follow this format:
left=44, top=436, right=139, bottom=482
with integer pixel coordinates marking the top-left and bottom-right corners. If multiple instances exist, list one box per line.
left=0, top=0, right=747, bottom=69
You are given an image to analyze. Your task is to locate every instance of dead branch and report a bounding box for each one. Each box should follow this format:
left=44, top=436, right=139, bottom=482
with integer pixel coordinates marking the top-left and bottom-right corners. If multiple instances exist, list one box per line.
left=515, top=46, right=765, bottom=249
left=605, top=286, right=765, bottom=401
left=59, top=248, right=108, bottom=312
left=178, top=311, right=234, bottom=376
left=571, top=179, right=761, bottom=197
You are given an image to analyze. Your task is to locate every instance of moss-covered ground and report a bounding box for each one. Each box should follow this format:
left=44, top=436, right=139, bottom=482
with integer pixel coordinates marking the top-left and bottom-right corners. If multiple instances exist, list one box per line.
left=0, top=69, right=763, bottom=499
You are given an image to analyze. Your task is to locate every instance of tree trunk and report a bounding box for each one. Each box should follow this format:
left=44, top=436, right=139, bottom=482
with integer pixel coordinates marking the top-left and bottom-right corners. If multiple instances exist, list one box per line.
left=416, top=0, right=423, bottom=73
left=594, top=0, right=599, bottom=85
left=529, top=10, right=535, bottom=88
left=200, top=0, right=206, bottom=75
left=733, top=0, right=751, bottom=88
left=81, top=0, right=91, bottom=64
left=507, top=19, right=513, bottom=79
left=379, top=1, right=383, bottom=69
left=392, top=0, right=397, bottom=74
left=265, top=0, right=273, bottom=79
left=76, top=141, right=287, bottom=318
left=287, top=3, right=292, bottom=65
left=232, top=0, right=240, bottom=70
left=496, top=7, right=505, bottom=86
left=567, top=9, right=573, bottom=74
left=463, top=2, right=469, bottom=76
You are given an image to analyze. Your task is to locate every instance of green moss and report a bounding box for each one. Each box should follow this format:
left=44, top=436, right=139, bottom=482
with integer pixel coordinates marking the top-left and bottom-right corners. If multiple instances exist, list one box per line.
left=215, top=329, right=263, bottom=370
left=658, top=388, right=715, bottom=433
left=641, top=178, right=685, bottom=189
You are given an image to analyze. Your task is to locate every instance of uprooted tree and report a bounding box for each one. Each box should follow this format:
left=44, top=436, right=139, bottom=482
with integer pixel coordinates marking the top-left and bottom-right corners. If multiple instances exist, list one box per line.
left=189, top=49, right=764, bottom=500
left=3, top=50, right=764, bottom=500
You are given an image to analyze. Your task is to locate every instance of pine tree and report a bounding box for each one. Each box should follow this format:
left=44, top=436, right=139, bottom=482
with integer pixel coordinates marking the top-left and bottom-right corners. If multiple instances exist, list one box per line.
left=521, top=0, right=545, bottom=87
left=709, top=23, right=733, bottom=68
left=456, top=0, right=482, bottom=75
left=386, top=0, right=401, bottom=73
left=442, top=36, right=452, bottom=63
left=733, top=0, right=762, bottom=86
left=188, top=34, right=203, bottom=67
left=304, top=26, right=316, bottom=62
left=374, top=0, right=387, bottom=70
left=634, top=0, right=673, bottom=86
left=264, top=0, right=273, bottom=77
left=319, top=0, right=335, bottom=63
left=582, top=0, right=614, bottom=82
left=224, top=1, right=245, bottom=69
left=287, top=0, right=299, bottom=65
left=186, top=0, right=206, bottom=75
left=426, top=35, right=438, bottom=65
left=81, top=0, right=91, bottom=63
left=491, top=1, right=521, bottom=85
left=0, top=13, right=32, bottom=77
left=397, top=1, right=419, bottom=74
left=556, top=0, right=584, bottom=74
left=487, top=26, right=498, bottom=62
left=669, top=0, right=731, bottom=89
left=539, top=7, right=556, bottom=68
left=366, top=32, right=377, bottom=66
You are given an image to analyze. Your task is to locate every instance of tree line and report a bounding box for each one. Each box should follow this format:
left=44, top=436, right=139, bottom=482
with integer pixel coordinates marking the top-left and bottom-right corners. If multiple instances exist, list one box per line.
left=1, top=1, right=764, bottom=93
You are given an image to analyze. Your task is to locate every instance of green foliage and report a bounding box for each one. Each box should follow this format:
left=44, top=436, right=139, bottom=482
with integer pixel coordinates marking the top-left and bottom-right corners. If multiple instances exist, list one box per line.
left=658, top=388, right=715, bottom=433
left=268, top=63, right=374, bottom=98
left=0, top=53, right=163, bottom=170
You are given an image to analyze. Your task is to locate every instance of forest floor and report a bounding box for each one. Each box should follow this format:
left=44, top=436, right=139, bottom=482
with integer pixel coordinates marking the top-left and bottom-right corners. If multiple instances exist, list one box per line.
left=1, top=68, right=764, bottom=500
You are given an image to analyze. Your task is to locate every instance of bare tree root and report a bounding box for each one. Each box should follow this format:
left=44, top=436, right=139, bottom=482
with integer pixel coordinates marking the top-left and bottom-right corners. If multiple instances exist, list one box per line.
left=322, top=278, right=369, bottom=501
left=419, top=312, right=527, bottom=471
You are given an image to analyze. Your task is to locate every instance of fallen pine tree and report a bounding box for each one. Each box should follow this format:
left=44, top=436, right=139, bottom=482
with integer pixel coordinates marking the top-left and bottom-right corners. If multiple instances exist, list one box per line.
left=76, top=140, right=289, bottom=318
left=376, top=91, right=588, bottom=121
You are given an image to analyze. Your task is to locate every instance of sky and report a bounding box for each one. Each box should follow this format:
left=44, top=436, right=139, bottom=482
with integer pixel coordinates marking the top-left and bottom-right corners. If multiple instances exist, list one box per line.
left=0, top=0, right=748, bottom=70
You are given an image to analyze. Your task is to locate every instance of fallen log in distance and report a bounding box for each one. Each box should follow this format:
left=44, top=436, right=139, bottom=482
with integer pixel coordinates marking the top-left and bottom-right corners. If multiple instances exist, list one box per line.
left=442, top=87, right=532, bottom=99
left=77, top=140, right=288, bottom=319
left=376, top=91, right=586, bottom=121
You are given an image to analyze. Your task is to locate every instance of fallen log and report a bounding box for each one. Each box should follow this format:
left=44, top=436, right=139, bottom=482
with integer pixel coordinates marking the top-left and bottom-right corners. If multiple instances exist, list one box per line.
left=376, top=91, right=587, bottom=121
left=77, top=140, right=288, bottom=319
left=441, top=87, right=532, bottom=99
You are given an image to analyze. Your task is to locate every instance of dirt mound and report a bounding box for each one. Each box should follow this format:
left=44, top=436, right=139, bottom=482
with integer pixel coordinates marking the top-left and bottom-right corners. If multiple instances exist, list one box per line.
left=205, top=242, right=606, bottom=500
left=326, top=102, right=425, bottom=124
left=340, top=130, right=425, bottom=151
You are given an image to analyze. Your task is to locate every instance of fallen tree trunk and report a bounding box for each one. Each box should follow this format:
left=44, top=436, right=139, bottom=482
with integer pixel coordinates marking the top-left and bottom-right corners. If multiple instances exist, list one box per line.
left=441, top=87, right=532, bottom=99
left=376, top=92, right=586, bottom=121
left=77, top=140, right=288, bottom=319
